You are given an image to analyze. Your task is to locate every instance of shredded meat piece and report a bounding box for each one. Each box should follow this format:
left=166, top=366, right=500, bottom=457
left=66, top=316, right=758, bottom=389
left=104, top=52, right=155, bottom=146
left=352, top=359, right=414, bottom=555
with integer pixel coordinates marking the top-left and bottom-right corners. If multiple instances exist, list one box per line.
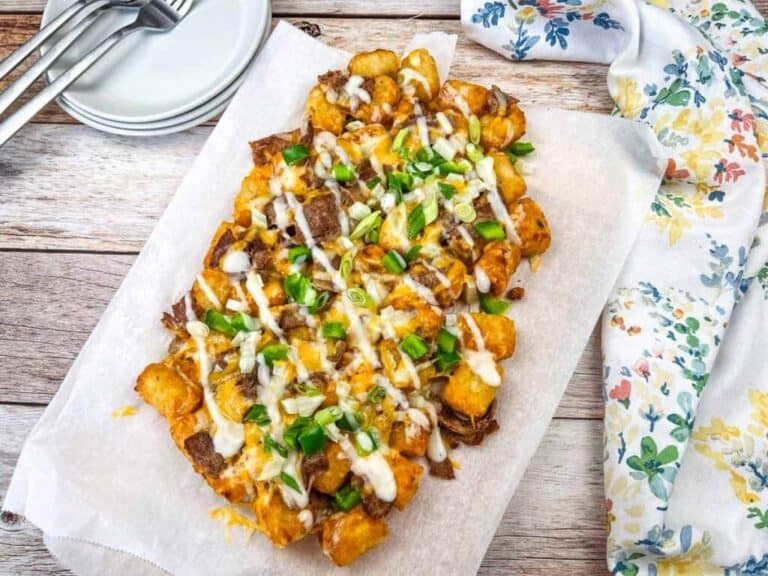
left=474, top=193, right=496, bottom=222
left=327, top=340, right=347, bottom=367
left=437, top=401, right=499, bottom=446
left=428, top=458, right=455, bottom=480
left=318, top=70, right=348, bottom=93
left=247, top=238, right=271, bottom=270
left=302, top=452, right=329, bottom=484
left=209, top=229, right=235, bottom=268
left=161, top=297, right=188, bottom=333
left=507, top=287, right=525, bottom=300
left=409, top=263, right=440, bottom=289
left=357, top=159, right=377, bottom=183
left=184, top=432, right=225, bottom=477
left=250, top=132, right=293, bottom=166
left=238, top=371, right=258, bottom=400
left=298, top=194, right=341, bottom=243
left=362, top=494, right=392, bottom=519
left=280, top=307, right=306, bottom=331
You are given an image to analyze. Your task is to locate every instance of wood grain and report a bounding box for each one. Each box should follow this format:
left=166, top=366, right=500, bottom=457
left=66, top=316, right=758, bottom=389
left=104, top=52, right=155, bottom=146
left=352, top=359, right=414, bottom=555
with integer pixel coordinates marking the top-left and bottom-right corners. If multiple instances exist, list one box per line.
left=0, top=251, right=604, bottom=416
left=0, top=406, right=609, bottom=575
left=0, top=15, right=615, bottom=126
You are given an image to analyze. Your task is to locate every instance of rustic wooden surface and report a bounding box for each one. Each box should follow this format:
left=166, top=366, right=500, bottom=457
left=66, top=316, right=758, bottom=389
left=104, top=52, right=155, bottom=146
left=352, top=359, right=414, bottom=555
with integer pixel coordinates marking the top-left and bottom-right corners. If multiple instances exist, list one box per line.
left=1, top=1, right=764, bottom=574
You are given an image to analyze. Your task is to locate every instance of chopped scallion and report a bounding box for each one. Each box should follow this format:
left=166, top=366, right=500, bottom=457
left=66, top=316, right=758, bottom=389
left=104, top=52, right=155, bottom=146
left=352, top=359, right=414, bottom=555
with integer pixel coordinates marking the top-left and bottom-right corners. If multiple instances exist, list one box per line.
left=282, top=144, right=309, bottom=166
left=474, top=220, right=506, bottom=240
left=436, top=328, right=458, bottom=354
left=407, top=204, right=426, bottom=239
left=280, top=472, right=302, bottom=493
left=288, top=245, right=312, bottom=265
left=322, top=322, right=346, bottom=340
left=381, top=250, right=407, bottom=274
left=243, top=403, right=271, bottom=426
left=332, top=163, right=356, bottom=182
left=479, top=293, right=511, bottom=315
left=401, top=333, right=429, bottom=360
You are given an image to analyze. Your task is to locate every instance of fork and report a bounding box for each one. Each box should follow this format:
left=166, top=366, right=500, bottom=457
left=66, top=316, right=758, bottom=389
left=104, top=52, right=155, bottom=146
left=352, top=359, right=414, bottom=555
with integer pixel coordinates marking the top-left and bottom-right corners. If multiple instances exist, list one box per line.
left=0, top=0, right=144, bottom=83
left=0, top=0, right=194, bottom=147
left=0, top=0, right=147, bottom=118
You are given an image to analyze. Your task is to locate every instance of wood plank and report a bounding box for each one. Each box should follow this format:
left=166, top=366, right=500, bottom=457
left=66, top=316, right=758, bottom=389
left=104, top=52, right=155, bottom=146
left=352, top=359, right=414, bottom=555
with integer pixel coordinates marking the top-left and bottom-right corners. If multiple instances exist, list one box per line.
left=0, top=406, right=608, bottom=575
left=0, top=15, right=614, bottom=126
left=0, top=251, right=604, bottom=417
left=0, top=0, right=765, bottom=16
left=1, top=1, right=461, bottom=15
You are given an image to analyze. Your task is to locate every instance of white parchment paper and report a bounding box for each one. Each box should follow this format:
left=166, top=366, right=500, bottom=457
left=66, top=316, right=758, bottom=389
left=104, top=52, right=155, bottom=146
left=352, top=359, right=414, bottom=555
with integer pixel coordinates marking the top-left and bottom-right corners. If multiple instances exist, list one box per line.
left=3, top=21, right=665, bottom=576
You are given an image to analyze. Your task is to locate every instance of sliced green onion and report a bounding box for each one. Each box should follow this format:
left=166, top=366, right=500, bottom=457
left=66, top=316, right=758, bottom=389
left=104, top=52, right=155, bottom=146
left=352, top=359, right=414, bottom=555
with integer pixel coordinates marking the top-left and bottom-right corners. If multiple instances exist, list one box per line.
left=401, top=333, right=429, bottom=360
left=355, top=430, right=377, bottom=455
left=436, top=328, right=458, bottom=354
left=314, top=405, right=343, bottom=427
left=474, top=220, right=506, bottom=240
left=298, top=423, right=327, bottom=455
left=339, top=252, right=354, bottom=278
left=282, top=144, right=309, bottom=166
left=204, top=309, right=236, bottom=337
left=479, top=293, right=511, bottom=315
left=284, top=273, right=317, bottom=307
left=322, top=322, right=346, bottom=340
left=435, top=349, right=461, bottom=372
left=366, top=386, right=386, bottom=404
left=381, top=250, right=407, bottom=274
left=243, top=403, right=271, bottom=426
left=332, top=485, right=362, bottom=511
left=404, top=245, right=422, bottom=263
left=466, top=143, right=484, bottom=163
left=263, top=434, right=288, bottom=458
left=454, top=202, right=477, bottom=223
left=346, top=287, right=373, bottom=308
left=392, top=127, right=409, bottom=152
left=288, top=245, right=312, bottom=265
left=350, top=210, right=382, bottom=240
left=507, top=141, right=535, bottom=156
left=308, top=291, right=330, bottom=314
left=337, top=411, right=363, bottom=432
left=423, top=192, right=438, bottom=226
left=438, top=182, right=456, bottom=199
left=231, top=311, right=258, bottom=333
left=295, top=382, right=323, bottom=397
left=469, top=114, right=481, bottom=145
left=332, top=163, right=356, bottom=182
left=438, top=161, right=468, bottom=176
left=260, top=344, right=289, bottom=366
left=387, top=171, right=414, bottom=195
left=407, top=204, right=426, bottom=239
left=280, top=472, right=302, bottom=493
left=366, top=176, right=382, bottom=190
left=283, top=416, right=309, bottom=450
left=415, top=146, right=435, bottom=163
left=365, top=226, right=380, bottom=244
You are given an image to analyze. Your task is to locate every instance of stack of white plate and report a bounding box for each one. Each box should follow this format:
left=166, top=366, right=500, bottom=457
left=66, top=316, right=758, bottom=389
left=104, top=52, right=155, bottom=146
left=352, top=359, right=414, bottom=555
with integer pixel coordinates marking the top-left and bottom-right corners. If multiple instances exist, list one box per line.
left=41, top=0, right=271, bottom=136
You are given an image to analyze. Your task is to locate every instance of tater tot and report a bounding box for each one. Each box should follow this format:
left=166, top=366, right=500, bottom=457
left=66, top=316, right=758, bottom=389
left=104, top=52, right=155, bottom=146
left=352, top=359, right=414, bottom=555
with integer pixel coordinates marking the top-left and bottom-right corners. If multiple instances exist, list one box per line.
left=349, top=49, right=400, bottom=78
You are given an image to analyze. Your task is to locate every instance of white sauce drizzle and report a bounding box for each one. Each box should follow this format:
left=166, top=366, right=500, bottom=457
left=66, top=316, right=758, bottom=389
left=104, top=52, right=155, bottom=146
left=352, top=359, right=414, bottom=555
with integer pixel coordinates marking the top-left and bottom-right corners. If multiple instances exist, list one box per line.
left=457, top=225, right=476, bottom=248
left=475, top=265, right=491, bottom=294
left=461, top=312, right=486, bottom=352
left=196, top=274, right=222, bottom=310
left=298, top=509, right=314, bottom=530
left=191, top=330, right=244, bottom=458
left=398, top=67, right=432, bottom=99
left=337, top=435, right=397, bottom=502
left=245, top=271, right=283, bottom=337
left=444, top=83, right=471, bottom=118
left=403, top=275, right=438, bottom=305
left=435, top=111, right=453, bottom=134
left=463, top=348, right=501, bottom=387
left=184, top=292, right=197, bottom=322
left=279, top=451, right=309, bottom=509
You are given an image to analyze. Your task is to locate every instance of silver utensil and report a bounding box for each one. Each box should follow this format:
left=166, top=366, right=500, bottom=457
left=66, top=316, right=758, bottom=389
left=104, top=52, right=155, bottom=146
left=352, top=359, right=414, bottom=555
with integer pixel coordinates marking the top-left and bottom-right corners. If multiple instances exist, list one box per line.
left=0, top=0, right=146, bottom=118
left=0, top=0, right=194, bottom=147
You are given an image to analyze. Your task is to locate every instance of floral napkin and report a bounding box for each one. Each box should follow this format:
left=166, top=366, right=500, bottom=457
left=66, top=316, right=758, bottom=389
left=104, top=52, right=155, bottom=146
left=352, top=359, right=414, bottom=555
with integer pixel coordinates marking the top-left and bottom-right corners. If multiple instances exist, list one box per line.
left=463, top=0, right=768, bottom=573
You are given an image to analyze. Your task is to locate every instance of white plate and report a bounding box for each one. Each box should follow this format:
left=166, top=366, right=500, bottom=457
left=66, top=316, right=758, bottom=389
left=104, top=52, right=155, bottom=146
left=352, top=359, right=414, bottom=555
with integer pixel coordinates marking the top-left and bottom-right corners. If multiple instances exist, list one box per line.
left=56, top=88, right=232, bottom=136
left=57, top=21, right=268, bottom=132
left=41, top=0, right=270, bottom=123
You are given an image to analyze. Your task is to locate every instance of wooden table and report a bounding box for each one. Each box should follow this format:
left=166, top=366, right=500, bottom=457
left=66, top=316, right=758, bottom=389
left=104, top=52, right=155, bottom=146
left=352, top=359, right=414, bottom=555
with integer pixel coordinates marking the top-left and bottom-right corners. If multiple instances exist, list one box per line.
left=2, top=1, right=763, bottom=573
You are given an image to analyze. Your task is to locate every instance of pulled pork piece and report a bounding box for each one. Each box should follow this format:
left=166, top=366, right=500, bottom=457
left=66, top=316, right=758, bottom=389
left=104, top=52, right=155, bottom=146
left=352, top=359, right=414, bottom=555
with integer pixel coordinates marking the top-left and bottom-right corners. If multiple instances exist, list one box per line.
left=437, top=401, right=499, bottom=446
left=209, top=229, right=235, bottom=268
left=298, top=194, right=341, bottom=243
left=428, top=458, right=455, bottom=480
left=184, top=432, right=225, bottom=477
left=250, top=132, right=294, bottom=165
left=362, top=493, right=393, bottom=519
left=161, top=297, right=188, bottom=333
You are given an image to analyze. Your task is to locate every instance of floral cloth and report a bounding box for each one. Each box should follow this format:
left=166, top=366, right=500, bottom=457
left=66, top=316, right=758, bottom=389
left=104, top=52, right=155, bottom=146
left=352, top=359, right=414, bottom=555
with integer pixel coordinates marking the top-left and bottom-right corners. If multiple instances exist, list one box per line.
left=463, top=0, right=768, bottom=573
